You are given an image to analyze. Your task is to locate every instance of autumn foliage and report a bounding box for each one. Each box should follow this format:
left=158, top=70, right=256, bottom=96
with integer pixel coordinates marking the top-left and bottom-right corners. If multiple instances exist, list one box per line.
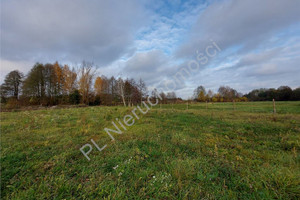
left=0, top=61, right=148, bottom=107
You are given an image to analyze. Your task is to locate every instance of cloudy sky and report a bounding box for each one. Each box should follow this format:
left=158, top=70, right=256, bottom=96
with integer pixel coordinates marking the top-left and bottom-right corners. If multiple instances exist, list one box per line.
left=1, top=0, right=300, bottom=98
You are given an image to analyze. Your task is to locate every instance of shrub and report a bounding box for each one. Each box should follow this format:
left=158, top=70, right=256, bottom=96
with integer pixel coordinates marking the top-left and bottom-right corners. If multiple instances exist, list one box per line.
left=5, top=98, right=21, bottom=109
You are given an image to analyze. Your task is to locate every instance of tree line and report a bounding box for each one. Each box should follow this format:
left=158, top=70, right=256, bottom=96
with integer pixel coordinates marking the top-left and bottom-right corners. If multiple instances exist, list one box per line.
left=192, top=85, right=300, bottom=102
left=192, top=85, right=247, bottom=102
left=0, top=61, right=152, bottom=108
left=244, top=86, right=300, bottom=101
left=1, top=62, right=299, bottom=109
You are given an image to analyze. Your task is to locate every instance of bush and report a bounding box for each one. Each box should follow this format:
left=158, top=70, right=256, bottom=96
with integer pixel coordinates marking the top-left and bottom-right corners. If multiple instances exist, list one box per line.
left=239, top=97, right=248, bottom=102
left=69, top=90, right=81, bottom=104
left=5, top=98, right=21, bottom=109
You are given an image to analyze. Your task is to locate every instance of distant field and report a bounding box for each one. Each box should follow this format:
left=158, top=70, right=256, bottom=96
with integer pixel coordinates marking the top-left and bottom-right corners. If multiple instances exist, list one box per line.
left=1, top=102, right=300, bottom=199
left=153, top=101, right=300, bottom=114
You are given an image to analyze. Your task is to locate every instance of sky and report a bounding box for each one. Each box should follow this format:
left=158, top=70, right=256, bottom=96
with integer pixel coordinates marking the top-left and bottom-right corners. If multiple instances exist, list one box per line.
left=1, top=0, right=300, bottom=99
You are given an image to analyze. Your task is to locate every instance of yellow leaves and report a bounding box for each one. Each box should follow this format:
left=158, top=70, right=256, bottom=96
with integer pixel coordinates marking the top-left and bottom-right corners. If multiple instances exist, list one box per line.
left=94, top=76, right=103, bottom=95
left=236, top=155, right=243, bottom=161
left=54, top=61, right=63, bottom=85
left=63, top=64, right=77, bottom=94
left=197, top=91, right=206, bottom=102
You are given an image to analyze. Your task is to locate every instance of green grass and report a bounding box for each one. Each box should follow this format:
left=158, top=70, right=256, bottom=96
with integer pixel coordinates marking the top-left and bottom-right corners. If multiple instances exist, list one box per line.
left=1, top=102, right=300, bottom=199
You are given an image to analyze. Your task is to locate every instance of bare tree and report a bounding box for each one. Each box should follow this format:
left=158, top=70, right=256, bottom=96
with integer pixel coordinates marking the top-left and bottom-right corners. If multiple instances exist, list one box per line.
left=166, top=92, right=176, bottom=99
left=193, top=86, right=206, bottom=100
left=138, top=78, right=147, bottom=105
left=78, top=61, right=96, bottom=104
left=63, top=64, right=77, bottom=95
left=117, top=77, right=126, bottom=107
left=218, top=86, right=238, bottom=101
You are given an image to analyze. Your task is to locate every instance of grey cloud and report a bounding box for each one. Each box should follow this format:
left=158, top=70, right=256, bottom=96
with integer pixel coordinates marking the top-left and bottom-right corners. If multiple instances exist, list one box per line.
left=123, top=50, right=170, bottom=84
left=244, top=55, right=300, bottom=77
left=236, top=48, right=282, bottom=68
left=171, top=0, right=300, bottom=98
left=186, top=45, right=300, bottom=96
left=122, top=50, right=186, bottom=91
left=222, top=47, right=284, bottom=71
left=177, top=0, right=300, bottom=57
left=124, top=50, right=168, bottom=73
left=1, top=0, right=299, bottom=98
left=1, top=0, right=146, bottom=65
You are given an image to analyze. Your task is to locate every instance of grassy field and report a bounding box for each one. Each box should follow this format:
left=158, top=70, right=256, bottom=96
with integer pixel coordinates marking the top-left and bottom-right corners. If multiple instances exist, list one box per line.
left=1, top=101, right=300, bottom=199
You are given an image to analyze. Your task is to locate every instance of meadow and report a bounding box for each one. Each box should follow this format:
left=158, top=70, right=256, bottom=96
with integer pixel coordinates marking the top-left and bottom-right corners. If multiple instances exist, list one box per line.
left=1, top=101, right=300, bottom=199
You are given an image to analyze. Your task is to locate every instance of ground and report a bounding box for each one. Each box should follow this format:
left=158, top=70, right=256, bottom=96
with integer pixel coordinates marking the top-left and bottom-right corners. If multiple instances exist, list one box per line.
left=1, top=102, right=300, bottom=199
